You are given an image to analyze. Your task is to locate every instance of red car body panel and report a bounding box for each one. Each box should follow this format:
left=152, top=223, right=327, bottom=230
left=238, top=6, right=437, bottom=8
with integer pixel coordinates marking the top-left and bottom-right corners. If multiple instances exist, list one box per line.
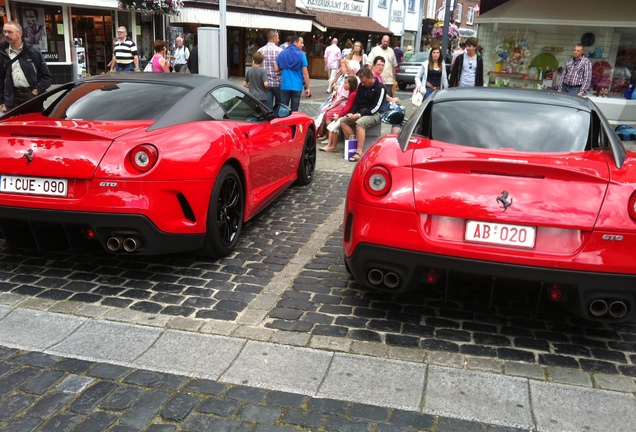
left=344, top=88, right=636, bottom=322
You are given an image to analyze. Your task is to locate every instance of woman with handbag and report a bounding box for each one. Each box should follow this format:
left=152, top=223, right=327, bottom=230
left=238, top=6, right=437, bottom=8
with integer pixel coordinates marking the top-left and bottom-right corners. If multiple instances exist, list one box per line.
left=414, top=46, right=448, bottom=99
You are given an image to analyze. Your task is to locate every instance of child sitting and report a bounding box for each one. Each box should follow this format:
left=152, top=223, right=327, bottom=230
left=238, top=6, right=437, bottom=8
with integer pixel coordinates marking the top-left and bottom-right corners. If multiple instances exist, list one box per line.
left=319, top=76, right=359, bottom=153
left=317, top=75, right=358, bottom=140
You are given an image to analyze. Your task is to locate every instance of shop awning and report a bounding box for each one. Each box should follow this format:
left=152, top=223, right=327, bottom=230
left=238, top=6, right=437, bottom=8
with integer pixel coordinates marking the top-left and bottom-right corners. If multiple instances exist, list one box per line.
left=171, top=7, right=313, bottom=32
left=299, top=8, right=392, bottom=35
left=476, top=0, right=636, bottom=27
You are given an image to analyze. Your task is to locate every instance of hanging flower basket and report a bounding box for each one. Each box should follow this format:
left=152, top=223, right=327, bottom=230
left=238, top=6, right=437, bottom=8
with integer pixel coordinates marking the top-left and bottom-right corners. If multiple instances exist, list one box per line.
left=431, top=22, right=459, bottom=40
left=118, top=0, right=184, bottom=16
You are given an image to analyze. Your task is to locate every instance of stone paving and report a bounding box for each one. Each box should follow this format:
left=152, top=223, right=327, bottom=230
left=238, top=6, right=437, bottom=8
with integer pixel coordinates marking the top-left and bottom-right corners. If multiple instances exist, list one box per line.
left=1, top=78, right=636, bottom=431
left=0, top=345, right=531, bottom=432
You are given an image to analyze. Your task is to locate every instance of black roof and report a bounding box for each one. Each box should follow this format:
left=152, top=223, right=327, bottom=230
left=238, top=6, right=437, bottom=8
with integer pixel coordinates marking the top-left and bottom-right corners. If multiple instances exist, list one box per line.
left=431, top=87, right=595, bottom=112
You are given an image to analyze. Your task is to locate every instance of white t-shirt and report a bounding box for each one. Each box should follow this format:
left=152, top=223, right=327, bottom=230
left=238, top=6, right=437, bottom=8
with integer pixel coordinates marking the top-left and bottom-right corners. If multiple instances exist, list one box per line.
left=459, top=54, right=477, bottom=87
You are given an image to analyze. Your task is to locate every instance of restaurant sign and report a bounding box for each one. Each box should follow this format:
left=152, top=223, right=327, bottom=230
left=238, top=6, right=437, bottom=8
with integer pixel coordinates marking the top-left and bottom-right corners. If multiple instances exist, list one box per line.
left=298, top=0, right=369, bottom=16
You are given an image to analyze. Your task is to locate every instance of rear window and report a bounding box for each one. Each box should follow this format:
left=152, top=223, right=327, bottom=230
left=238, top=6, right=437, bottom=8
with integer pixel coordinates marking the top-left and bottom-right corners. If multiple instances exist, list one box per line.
left=428, top=100, right=590, bottom=152
left=47, top=81, right=191, bottom=120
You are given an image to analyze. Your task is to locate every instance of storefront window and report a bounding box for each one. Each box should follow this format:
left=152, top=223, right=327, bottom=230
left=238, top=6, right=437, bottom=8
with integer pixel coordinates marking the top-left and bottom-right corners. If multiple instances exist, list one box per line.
left=612, top=29, right=635, bottom=98
left=72, top=9, right=113, bottom=75
left=11, top=3, right=65, bottom=62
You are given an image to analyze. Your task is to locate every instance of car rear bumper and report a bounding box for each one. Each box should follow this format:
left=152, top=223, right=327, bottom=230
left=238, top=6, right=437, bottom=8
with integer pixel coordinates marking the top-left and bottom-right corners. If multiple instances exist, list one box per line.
left=344, top=242, right=636, bottom=322
left=0, top=206, right=205, bottom=255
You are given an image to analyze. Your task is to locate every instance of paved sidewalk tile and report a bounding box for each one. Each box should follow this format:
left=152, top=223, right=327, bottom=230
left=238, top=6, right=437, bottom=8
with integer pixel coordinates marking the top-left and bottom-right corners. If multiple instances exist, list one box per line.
left=221, top=340, right=333, bottom=394
left=531, top=380, right=636, bottom=432
left=47, top=320, right=162, bottom=363
left=0, top=308, right=86, bottom=351
left=132, top=330, right=245, bottom=380
left=0, top=305, right=12, bottom=319
left=424, top=365, right=534, bottom=429
left=318, top=353, right=427, bottom=410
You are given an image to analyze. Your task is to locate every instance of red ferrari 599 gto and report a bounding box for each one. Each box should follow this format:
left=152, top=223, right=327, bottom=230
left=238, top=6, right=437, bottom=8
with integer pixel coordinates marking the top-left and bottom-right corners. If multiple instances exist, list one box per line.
left=344, top=87, right=636, bottom=322
left=0, top=74, right=316, bottom=257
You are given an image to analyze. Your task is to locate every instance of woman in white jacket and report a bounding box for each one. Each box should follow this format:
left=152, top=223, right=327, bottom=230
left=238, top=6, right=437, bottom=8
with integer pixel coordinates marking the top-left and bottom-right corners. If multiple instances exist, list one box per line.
left=414, top=46, right=448, bottom=97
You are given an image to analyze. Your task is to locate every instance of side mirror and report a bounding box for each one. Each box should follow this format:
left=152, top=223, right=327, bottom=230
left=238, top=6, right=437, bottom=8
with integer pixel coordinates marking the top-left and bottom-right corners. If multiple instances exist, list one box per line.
left=273, top=103, right=291, bottom=119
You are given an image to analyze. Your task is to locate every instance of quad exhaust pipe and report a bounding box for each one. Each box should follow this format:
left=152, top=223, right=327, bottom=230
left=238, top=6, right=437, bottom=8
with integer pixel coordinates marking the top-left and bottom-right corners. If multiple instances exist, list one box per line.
left=106, top=236, right=143, bottom=253
left=588, top=299, right=629, bottom=319
left=367, top=268, right=401, bottom=289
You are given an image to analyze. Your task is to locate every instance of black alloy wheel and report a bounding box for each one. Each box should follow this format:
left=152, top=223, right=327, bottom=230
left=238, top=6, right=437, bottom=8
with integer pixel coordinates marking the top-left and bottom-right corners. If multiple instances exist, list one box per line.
left=200, top=165, right=244, bottom=258
left=295, top=129, right=316, bottom=186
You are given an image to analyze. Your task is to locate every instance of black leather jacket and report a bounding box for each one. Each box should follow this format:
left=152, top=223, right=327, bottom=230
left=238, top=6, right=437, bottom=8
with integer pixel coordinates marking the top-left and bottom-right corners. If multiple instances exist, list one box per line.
left=0, top=40, right=53, bottom=106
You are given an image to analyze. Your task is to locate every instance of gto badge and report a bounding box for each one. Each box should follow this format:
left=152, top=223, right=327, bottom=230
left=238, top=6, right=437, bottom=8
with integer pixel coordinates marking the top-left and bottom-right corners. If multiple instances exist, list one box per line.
left=496, top=190, right=513, bottom=212
left=23, top=148, right=34, bottom=165
left=602, top=235, right=624, bottom=241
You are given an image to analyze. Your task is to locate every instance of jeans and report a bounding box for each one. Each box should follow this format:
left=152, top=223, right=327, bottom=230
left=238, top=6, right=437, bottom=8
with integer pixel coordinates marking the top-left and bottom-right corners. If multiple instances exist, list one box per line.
left=280, top=90, right=301, bottom=112
left=561, top=84, right=582, bottom=95
left=265, top=86, right=281, bottom=110
left=115, top=63, right=135, bottom=72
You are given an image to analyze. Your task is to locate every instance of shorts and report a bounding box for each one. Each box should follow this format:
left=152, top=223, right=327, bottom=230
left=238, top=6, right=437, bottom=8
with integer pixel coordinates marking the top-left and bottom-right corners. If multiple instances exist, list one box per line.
left=342, top=113, right=380, bottom=129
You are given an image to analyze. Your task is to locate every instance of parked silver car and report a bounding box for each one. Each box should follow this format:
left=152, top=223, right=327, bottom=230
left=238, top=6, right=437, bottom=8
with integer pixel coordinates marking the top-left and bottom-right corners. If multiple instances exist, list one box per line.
left=395, top=51, right=430, bottom=90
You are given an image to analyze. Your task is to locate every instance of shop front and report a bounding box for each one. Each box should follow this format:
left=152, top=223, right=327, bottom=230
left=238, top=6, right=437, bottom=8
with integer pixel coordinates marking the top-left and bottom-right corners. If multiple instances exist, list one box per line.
left=476, top=0, right=636, bottom=124
left=3, top=1, right=167, bottom=83
left=169, top=2, right=313, bottom=78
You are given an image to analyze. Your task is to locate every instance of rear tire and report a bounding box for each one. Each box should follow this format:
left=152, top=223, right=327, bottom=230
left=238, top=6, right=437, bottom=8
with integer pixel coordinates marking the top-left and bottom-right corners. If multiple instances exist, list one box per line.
left=398, top=82, right=407, bottom=90
left=200, top=165, right=244, bottom=258
left=295, top=129, right=316, bottom=186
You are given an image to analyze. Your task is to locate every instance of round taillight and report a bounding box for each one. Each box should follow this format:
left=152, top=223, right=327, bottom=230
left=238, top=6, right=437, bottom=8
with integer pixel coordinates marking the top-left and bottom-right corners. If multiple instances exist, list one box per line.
left=363, top=166, right=392, bottom=196
left=628, top=191, right=636, bottom=221
left=129, top=144, right=158, bottom=172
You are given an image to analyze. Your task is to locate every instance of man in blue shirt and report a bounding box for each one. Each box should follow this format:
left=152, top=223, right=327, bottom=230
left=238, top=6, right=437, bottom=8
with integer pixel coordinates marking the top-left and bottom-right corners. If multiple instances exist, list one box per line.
left=276, top=35, right=311, bottom=111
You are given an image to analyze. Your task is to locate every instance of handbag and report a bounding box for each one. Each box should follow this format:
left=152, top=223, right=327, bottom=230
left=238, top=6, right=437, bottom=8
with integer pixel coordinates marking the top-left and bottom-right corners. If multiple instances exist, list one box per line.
left=411, top=88, right=423, bottom=107
left=143, top=61, right=153, bottom=72
left=344, top=135, right=358, bottom=160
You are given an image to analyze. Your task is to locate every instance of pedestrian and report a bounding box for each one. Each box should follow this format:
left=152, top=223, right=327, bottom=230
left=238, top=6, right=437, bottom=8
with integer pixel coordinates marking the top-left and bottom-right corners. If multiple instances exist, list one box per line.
left=324, top=37, right=342, bottom=93
left=172, top=37, right=189, bottom=73
left=276, top=35, right=311, bottom=112
left=393, top=41, right=404, bottom=64
left=342, top=40, right=353, bottom=59
left=346, top=41, right=367, bottom=75
left=0, top=21, right=52, bottom=113
left=187, top=45, right=198, bottom=74
left=279, top=35, right=292, bottom=50
left=451, top=42, right=465, bottom=67
left=404, top=45, right=414, bottom=61
left=339, top=67, right=385, bottom=162
left=366, top=35, right=398, bottom=98
left=244, top=51, right=268, bottom=105
left=258, top=30, right=283, bottom=109
left=557, top=43, right=592, bottom=96
left=448, top=37, right=483, bottom=87
left=110, top=26, right=140, bottom=72
left=150, top=40, right=171, bottom=73
left=415, top=45, right=449, bottom=97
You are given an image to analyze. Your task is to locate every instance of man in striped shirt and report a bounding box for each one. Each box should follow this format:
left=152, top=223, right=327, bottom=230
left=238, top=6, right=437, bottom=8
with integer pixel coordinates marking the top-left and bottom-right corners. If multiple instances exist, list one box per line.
left=110, top=26, right=139, bottom=72
left=558, top=44, right=592, bottom=96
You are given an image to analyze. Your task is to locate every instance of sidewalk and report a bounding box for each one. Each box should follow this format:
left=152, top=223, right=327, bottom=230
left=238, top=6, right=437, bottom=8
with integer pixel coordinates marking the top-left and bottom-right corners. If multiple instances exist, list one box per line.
left=1, top=305, right=635, bottom=431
